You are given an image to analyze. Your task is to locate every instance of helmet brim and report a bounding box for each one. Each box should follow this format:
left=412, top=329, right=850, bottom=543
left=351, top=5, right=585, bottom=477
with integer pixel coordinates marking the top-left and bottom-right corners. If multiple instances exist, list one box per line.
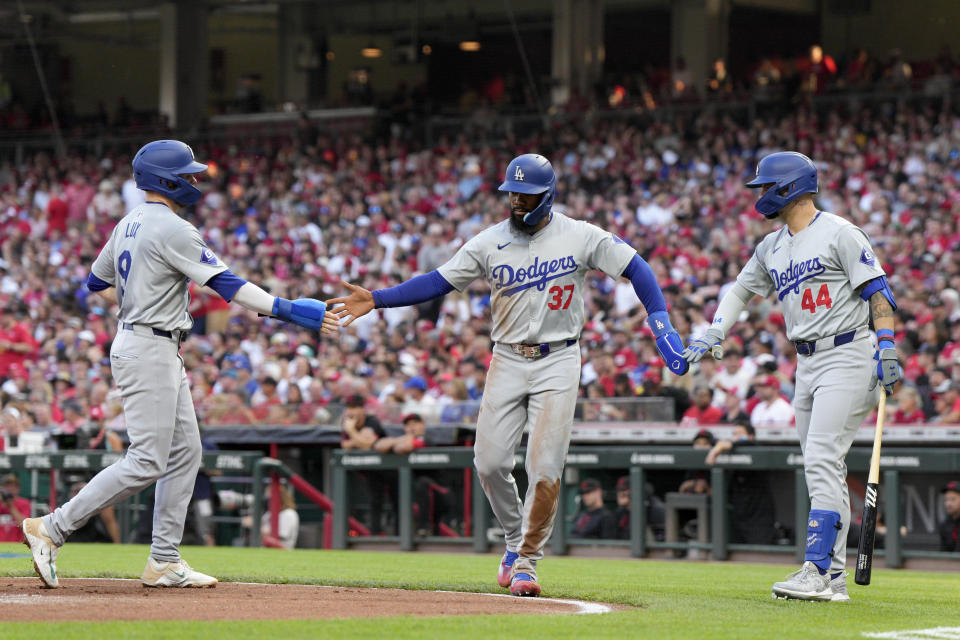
left=177, top=160, right=208, bottom=175
left=744, top=176, right=775, bottom=188
left=498, top=181, right=549, bottom=195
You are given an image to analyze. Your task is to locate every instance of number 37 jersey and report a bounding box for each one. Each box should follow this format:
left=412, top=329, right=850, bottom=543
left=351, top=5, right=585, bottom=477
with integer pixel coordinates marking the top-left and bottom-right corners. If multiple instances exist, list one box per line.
left=438, top=212, right=636, bottom=344
left=736, top=211, right=885, bottom=343
left=91, top=202, right=227, bottom=331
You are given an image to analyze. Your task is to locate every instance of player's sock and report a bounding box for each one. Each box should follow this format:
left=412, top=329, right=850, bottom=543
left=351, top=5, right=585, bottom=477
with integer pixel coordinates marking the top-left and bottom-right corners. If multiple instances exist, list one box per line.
left=815, top=566, right=827, bottom=575
left=830, top=572, right=842, bottom=580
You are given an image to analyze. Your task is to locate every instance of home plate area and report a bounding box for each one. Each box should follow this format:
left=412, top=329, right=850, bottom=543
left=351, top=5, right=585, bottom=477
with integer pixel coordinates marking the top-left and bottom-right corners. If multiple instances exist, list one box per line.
left=864, top=628, right=960, bottom=640
left=0, top=578, right=612, bottom=622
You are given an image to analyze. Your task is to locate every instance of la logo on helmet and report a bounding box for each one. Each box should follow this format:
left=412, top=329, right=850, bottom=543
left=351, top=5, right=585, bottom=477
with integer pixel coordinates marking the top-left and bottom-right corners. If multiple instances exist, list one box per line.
left=514, top=166, right=525, bottom=181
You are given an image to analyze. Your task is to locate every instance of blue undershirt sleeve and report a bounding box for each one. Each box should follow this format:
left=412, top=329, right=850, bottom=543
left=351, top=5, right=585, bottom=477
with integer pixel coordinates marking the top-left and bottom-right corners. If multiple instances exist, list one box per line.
left=205, top=269, right=247, bottom=302
left=622, top=254, right=667, bottom=315
left=372, top=270, right=455, bottom=308
left=86, top=272, right=111, bottom=292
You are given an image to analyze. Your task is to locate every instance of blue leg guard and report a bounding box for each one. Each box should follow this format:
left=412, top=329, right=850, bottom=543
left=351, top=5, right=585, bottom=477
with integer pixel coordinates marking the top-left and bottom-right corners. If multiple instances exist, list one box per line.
left=804, top=509, right=842, bottom=573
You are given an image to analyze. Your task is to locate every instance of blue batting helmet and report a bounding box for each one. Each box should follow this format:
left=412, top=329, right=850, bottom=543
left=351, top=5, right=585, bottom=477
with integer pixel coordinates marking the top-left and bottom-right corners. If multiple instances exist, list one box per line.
left=744, top=151, right=818, bottom=219
left=498, top=153, right=556, bottom=226
left=132, top=140, right=207, bottom=206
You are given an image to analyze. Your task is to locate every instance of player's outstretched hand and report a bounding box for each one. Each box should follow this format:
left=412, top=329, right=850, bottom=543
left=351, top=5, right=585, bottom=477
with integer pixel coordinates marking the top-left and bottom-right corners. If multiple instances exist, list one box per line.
left=872, top=347, right=902, bottom=395
left=327, top=281, right=375, bottom=328
left=272, top=298, right=339, bottom=334
left=682, top=328, right=724, bottom=363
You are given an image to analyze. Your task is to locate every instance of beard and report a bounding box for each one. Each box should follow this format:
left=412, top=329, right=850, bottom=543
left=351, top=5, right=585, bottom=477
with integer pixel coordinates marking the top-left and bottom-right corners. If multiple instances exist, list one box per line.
left=509, top=209, right=531, bottom=233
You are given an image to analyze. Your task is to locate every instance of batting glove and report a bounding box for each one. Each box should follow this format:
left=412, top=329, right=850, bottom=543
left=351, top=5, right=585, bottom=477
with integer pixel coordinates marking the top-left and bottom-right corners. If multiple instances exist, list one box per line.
left=872, top=348, right=902, bottom=395
left=272, top=297, right=328, bottom=331
left=870, top=329, right=901, bottom=395
left=683, top=328, right=724, bottom=364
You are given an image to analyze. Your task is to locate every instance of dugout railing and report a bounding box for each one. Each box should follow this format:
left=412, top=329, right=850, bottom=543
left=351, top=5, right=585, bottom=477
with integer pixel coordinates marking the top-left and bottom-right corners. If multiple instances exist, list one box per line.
left=0, top=450, right=263, bottom=544
left=329, top=446, right=960, bottom=568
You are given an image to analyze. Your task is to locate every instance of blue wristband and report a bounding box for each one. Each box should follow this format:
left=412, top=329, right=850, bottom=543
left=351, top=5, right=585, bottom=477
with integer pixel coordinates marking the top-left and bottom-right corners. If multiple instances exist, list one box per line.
left=877, top=329, right=894, bottom=350
left=272, top=297, right=291, bottom=320
left=647, top=311, right=674, bottom=338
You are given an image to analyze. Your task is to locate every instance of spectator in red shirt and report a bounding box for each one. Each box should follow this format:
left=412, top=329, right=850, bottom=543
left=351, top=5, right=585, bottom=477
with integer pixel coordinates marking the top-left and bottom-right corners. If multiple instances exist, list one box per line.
left=64, top=173, right=96, bottom=224
left=58, top=401, right=87, bottom=435
left=251, top=376, right=283, bottom=421
left=46, top=184, right=68, bottom=236
left=0, top=305, right=37, bottom=378
left=375, top=413, right=427, bottom=454
left=681, top=386, right=723, bottom=426
left=892, top=387, right=926, bottom=425
left=213, top=390, right=257, bottom=425
left=0, top=473, right=31, bottom=542
left=611, top=329, right=638, bottom=371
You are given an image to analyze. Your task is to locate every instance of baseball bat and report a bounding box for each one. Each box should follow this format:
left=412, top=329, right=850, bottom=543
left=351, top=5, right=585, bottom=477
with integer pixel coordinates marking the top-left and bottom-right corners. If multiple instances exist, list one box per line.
left=855, top=391, right=886, bottom=586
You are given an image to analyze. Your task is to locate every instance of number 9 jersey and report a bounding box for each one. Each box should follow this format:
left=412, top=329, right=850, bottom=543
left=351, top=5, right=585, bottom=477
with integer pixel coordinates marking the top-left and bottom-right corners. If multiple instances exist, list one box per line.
left=91, top=202, right=227, bottom=331
left=437, top=211, right=637, bottom=345
left=735, top=211, right=886, bottom=342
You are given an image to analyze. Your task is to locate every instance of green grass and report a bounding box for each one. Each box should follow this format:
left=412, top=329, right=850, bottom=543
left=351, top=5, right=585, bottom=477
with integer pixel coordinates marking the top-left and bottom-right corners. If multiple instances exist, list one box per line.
left=1, top=542, right=958, bottom=639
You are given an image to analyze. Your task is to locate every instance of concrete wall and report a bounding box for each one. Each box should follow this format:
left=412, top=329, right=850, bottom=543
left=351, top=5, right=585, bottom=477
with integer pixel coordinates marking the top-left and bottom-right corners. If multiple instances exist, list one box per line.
left=821, top=0, right=960, bottom=59
left=57, top=20, right=161, bottom=115
left=55, top=10, right=279, bottom=118
left=207, top=12, right=279, bottom=109
left=326, top=35, right=427, bottom=103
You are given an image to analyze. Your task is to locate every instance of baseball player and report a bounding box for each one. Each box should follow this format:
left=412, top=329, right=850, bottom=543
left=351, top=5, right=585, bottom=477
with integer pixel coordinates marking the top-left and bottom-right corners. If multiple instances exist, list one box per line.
left=329, top=154, right=689, bottom=596
left=21, top=140, right=338, bottom=589
left=683, top=151, right=901, bottom=601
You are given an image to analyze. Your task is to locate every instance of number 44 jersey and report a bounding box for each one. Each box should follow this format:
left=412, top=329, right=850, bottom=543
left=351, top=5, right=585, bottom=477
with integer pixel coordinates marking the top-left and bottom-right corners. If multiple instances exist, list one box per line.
left=438, top=211, right=636, bottom=345
left=91, top=202, right=227, bottom=331
left=735, top=211, right=886, bottom=343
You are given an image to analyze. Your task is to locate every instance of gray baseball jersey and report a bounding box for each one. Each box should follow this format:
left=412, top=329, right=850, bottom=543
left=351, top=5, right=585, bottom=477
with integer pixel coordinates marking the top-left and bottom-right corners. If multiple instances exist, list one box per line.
left=44, top=202, right=218, bottom=565
left=736, top=210, right=884, bottom=574
left=735, top=211, right=885, bottom=342
left=438, top=211, right=636, bottom=344
left=444, top=211, right=635, bottom=578
left=91, top=202, right=227, bottom=331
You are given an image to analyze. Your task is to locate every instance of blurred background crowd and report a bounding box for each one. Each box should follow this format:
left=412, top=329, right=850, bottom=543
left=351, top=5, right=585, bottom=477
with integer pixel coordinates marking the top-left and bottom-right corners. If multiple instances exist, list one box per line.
left=1, top=85, right=960, bottom=452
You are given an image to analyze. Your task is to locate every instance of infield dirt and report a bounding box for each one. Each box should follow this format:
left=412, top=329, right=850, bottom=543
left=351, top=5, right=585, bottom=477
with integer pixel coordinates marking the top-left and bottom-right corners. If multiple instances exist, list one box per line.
left=0, top=578, right=602, bottom=621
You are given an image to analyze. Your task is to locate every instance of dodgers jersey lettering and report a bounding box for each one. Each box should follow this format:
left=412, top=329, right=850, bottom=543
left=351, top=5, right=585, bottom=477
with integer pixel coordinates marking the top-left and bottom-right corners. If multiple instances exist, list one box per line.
left=91, top=202, right=227, bottom=331
left=735, top=211, right=885, bottom=342
left=438, top=212, right=636, bottom=344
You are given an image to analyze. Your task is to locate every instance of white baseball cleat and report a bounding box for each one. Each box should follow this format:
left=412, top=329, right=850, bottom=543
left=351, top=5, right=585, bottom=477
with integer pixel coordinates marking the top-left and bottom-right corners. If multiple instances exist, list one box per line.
left=141, top=557, right=218, bottom=588
left=829, top=571, right=850, bottom=602
left=771, top=561, right=832, bottom=601
left=20, top=518, right=60, bottom=588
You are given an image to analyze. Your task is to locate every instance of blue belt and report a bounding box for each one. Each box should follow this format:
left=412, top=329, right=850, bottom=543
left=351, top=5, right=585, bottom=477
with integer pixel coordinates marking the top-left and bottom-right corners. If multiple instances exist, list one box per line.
left=503, top=339, right=577, bottom=358
left=794, top=329, right=856, bottom=356
left=122, top=322, right=183, bottom=341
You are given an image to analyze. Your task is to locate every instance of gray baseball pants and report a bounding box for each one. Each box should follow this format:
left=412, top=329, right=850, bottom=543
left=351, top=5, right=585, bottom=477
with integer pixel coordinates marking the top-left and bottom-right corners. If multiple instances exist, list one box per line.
left=473, top=342, right=580, bottom=579
left=43, top=327, right=201, bottom=562
left=793, top=335, right=880, bottom=573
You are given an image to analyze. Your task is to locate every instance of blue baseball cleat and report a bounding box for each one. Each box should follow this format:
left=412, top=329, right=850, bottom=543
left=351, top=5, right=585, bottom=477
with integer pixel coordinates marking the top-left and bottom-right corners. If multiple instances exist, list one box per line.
left=498, top=550, right=518, bottom=588
left=509, top=571, right=541, bottom=597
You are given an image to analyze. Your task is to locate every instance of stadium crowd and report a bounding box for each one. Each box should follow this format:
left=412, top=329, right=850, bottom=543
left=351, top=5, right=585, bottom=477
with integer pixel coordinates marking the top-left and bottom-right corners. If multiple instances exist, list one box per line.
left=0, top=90, right=959, bottom=451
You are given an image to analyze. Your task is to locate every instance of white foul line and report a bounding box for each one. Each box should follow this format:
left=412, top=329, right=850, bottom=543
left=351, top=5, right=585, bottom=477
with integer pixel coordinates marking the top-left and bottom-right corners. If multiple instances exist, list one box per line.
left=863, top=627, right=960, bottom=640
left=436, top=589, right=612, bottom=615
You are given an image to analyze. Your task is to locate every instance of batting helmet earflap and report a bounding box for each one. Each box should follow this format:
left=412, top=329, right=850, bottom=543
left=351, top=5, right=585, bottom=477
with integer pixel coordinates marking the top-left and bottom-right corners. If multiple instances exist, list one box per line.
left=132, top=140, right=207, bottom=206
left=498, top=153, right=556, bottom=226
left=744, top=151, right=818, bottom=219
